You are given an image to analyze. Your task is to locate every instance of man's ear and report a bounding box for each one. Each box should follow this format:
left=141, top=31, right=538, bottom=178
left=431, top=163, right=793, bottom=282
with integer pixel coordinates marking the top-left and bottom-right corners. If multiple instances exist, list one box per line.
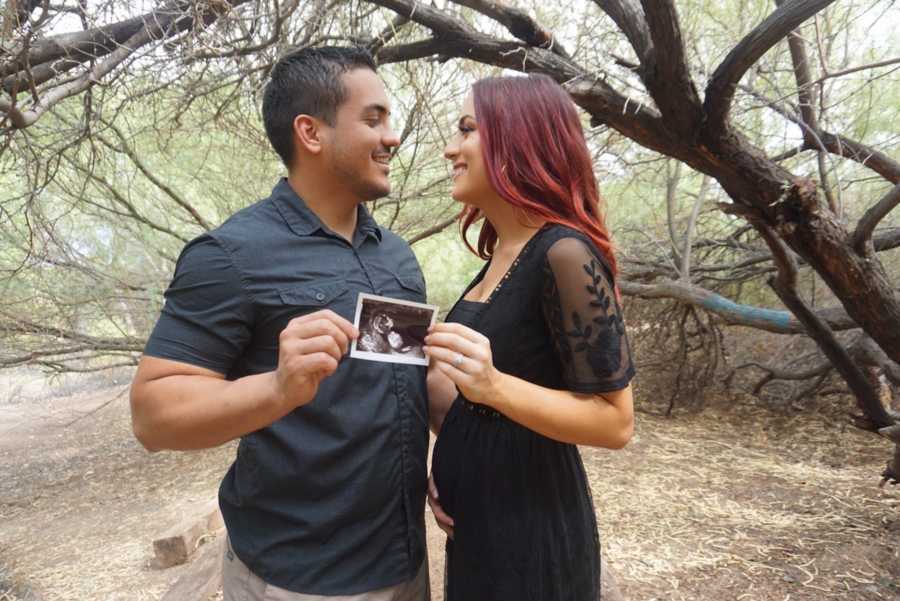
left=293, top=114, right=325, bottom=155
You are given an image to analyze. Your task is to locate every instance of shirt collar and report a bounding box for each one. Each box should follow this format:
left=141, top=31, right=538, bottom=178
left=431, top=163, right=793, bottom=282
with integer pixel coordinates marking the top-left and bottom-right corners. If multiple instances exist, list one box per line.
left=271, top=178, right=382, bottom=244
left=356, top=202, right=382, bottom=244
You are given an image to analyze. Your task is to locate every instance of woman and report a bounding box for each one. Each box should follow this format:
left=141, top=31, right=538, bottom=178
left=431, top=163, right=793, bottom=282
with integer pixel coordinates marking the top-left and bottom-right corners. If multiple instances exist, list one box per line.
left=423, top=74, right=635, bottom=601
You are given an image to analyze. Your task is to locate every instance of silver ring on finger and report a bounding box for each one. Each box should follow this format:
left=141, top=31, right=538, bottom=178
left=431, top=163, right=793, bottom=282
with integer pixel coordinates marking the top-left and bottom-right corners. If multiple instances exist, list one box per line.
left=453, top=352, right=464, bottom=367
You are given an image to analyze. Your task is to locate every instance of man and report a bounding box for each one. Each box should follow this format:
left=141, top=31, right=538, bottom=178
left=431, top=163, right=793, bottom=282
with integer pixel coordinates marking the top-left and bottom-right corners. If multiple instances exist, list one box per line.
left=130, top=47, right=430, bottom=600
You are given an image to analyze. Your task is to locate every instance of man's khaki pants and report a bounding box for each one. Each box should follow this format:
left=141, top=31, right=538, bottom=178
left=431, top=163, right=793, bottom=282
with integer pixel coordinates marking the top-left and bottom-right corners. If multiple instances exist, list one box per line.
left=222, top=538, right=430, bottom=601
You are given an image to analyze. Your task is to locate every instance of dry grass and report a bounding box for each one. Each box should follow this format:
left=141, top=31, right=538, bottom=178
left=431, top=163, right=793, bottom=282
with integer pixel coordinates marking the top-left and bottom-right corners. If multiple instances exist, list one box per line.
left=1, top=381, right=897, bottom=601
left=589, top=396, right=900, bottom=601
left=0, top=384, right=235, bottom=601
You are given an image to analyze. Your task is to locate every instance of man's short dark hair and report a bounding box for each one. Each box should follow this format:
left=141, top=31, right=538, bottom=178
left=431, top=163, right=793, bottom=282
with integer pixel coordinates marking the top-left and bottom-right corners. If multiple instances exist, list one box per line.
left=262, top=46, right=377, bottom=167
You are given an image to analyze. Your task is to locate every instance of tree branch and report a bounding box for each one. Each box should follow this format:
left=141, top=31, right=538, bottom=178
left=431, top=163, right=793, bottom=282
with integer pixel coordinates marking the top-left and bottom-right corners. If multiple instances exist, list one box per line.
left=3, top=12, right=151, bottom=93
left=874, top=227, right=900, bottom=253
left=741, top=84, right=900, bottom=184
left=375, top=37, right=449, bottom=64
left=777, top=0, right=819, bottom=133
left=770, top=144, right=807, bottom=162
left=638, top=0, right=702, bottom=136
left=664, top=159, right=684, bottom=268
left=448, top=0, right=570, bottom=58
left=704, top=0, right=836, bottom=131
left=757, top=222, right=893, bottom=429
left=366, top=14, right=410, bottom=54
left=775, top=0, right=840, bottom=214
left=2, top=0, right=251, bottom=129
left=807, top=57, right=900, bottom=88
left=851, top=183, right=900, bottom=253
left=817, top=131, right=900, bottom=185
left=407, top=214, right=458, bottom=245
left=0, top=312, right=144, bottom=351
left=363, top=0, right=475, bottom=39
left=370, top=0, right=674, bottom=155
left=733, top=359, right=832, bottom=398
left=98, top=120, right=213, bottom=232
left=618, top=278, right=857, bottom=334
left=59, top=153, right=191, bottom=243
left=590, top=0, right=651, bottom=62
left=680, top=175, right=708, bottom=281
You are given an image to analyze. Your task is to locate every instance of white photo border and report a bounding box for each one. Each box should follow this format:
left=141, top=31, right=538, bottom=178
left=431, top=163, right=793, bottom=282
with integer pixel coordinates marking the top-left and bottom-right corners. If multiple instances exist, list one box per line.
left=349, top=292, right=439, bottom=366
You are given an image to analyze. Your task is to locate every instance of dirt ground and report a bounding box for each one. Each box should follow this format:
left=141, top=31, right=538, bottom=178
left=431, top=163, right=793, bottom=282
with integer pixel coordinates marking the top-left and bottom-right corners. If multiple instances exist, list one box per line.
left=1, top=378, right=898, bottom=601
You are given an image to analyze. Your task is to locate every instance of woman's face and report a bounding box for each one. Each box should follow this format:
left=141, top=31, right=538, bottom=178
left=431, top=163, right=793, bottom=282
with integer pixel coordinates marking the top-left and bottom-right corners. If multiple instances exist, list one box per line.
left=443, top=93, right=494, bottom=207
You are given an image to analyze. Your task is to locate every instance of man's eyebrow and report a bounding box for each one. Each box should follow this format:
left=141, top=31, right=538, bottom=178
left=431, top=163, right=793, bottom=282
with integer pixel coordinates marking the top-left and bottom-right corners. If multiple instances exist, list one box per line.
left=362, top=103, right=390, bottom=116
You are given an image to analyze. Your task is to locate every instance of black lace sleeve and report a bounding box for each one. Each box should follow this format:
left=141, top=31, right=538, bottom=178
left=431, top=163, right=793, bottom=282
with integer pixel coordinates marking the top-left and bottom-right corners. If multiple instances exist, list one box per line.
left=541, top=235, right=635, bottom=392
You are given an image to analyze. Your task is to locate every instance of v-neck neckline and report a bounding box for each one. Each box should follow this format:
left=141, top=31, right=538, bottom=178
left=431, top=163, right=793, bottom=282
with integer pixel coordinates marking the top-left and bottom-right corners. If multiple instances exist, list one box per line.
left=449, top=224, right=551, bottom=317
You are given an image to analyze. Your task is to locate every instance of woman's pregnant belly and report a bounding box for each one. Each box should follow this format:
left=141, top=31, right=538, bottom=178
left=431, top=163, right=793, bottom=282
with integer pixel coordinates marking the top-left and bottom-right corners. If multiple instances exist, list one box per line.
left=430, top=399, right=463, bottom=518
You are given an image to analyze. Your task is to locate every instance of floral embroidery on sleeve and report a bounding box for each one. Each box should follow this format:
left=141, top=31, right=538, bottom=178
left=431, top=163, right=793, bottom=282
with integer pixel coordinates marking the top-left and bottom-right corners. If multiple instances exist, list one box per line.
left=542, top=236, right=635, bottom=392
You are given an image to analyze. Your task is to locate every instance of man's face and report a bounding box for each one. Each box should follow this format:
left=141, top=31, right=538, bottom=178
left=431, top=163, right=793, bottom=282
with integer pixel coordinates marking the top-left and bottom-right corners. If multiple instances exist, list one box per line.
left=323, top=69, right=400, bottom=201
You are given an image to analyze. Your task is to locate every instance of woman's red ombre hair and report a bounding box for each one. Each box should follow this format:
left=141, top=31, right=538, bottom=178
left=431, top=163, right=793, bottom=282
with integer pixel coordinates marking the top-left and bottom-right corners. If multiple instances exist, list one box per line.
left=462, top=74, right=618, bottom=277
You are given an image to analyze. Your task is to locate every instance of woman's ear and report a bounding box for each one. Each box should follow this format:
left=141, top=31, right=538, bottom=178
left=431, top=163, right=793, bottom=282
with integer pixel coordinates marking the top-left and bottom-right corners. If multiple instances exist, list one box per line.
left=293, top=114, right=324, bottom=155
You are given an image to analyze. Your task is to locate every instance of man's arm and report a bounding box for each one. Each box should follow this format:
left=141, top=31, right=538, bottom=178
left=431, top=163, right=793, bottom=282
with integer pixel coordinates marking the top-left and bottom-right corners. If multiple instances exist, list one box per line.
left=131, top=310, right=358, bottom=452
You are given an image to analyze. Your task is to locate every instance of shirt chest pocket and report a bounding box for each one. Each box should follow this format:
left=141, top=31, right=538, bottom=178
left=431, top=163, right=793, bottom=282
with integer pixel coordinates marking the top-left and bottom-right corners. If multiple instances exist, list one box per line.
left=278, top=280, right=354, bottom=321
left=387, top=272, right=426, bottom=303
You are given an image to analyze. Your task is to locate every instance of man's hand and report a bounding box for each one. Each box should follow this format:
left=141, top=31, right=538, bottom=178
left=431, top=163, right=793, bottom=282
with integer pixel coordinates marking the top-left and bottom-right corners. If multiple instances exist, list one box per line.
left=427, top=474, right=455, bottom=539
left=274, top=309, right=359, bottom=410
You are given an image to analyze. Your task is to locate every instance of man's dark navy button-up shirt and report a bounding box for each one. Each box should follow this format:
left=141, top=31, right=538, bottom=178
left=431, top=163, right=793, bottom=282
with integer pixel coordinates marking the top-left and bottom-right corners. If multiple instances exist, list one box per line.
left=143, top=179, right=429, bottom=595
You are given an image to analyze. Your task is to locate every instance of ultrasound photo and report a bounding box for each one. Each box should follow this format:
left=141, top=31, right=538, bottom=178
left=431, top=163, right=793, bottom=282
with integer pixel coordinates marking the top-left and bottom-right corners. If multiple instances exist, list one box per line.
left=350, top=293, right=438, bottom=366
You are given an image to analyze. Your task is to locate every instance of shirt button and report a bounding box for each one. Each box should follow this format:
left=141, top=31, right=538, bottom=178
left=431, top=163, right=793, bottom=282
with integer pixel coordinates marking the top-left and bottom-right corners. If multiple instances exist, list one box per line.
left=315, top=292, right=325, bottom=301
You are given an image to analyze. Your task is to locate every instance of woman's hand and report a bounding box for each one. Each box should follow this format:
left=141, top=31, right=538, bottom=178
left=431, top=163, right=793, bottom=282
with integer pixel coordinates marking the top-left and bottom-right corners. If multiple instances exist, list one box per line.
left=427, top=356, right=458, bottom=405
left=427, top=357, right=458, bottom=434
left=428, top=474, right=455, bottom=539
left=424, top=322, right=502, bottom=407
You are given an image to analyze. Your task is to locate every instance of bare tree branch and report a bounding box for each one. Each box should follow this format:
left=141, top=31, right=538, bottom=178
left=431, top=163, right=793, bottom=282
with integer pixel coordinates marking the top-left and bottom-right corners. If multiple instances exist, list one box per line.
left=776, top=0, right=839, bottom=214
left=680, top=175, right=708, bottom=281
left=448, top=0, right=570, bottom=58
left=733, top=359, right=832, bottom=399
left=590, top=0, right=651, bottom=62
left=189, top=0, right=302, bottom=60
left=98, top=120, right=213, bottom=232
left=2, top=0, right=252, bottom=129
left=770, top=144, right=806, bottom=162
left=851, top=183, right=900, bottom=253
left=0, top=312, right=144, bottom=351
left=407, top=214, right=458, bottom=245
left=874, top=227, right=900, bottom=253
left=777, top=0, right=819, bottom=132
left=664, top=159, right=683, bottom=268
left=619, top=277, right=857, bottom=334
left=367, top=14, right=410, bottom=54
left=3, top=12, right=153, bottom=93
left=742, top=83, right=900, bottom=184
left=817, top=131, right=900, bottom=184
left=705, top=0, right=836, bottom=131
left=58, top=153, right=191, bottom=243
left=363, top=0, right=476, bottom=39
left=369, top=0, right=675, bottom=157
left=375, top=37, right=448, bottom=64
left=757, top=221, right=893, bottom=430
left=638, top=0, right=702, bottom=136
left=806, top=56, right=900, bottom=88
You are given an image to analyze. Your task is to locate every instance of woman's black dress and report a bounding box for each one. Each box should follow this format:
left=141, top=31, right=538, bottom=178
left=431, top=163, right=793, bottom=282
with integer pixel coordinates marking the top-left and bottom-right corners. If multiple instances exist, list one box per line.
left=431, top=224, right=635, bottom=601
